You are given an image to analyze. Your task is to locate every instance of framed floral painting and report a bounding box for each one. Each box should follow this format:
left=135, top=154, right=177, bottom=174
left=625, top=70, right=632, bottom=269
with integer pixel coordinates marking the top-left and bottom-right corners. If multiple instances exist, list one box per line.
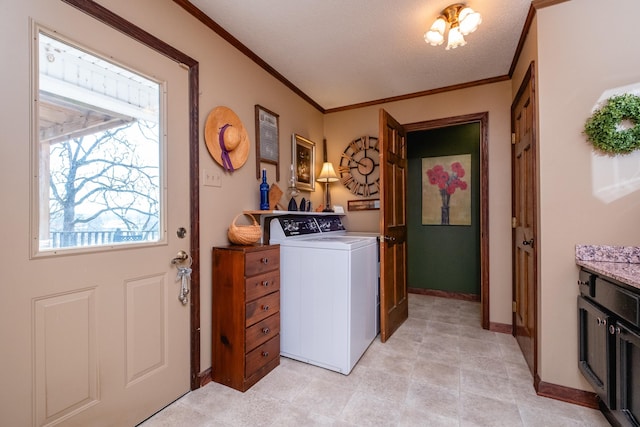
left=422, top=154, right=471, bottom=225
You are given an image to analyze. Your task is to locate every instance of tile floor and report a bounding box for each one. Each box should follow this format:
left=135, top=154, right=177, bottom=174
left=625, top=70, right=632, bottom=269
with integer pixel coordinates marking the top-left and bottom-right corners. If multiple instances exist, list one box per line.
left=140, top=294, right=611, bottom=426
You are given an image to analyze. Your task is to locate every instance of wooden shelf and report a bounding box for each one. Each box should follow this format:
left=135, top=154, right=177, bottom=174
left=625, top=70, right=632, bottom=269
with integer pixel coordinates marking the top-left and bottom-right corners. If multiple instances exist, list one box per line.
left=244, top=210, right=343, bottom=216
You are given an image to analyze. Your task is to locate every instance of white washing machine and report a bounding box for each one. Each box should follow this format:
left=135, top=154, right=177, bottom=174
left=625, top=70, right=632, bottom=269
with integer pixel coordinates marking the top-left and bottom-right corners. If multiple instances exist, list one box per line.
left=269, top=215, right=378, bottom=375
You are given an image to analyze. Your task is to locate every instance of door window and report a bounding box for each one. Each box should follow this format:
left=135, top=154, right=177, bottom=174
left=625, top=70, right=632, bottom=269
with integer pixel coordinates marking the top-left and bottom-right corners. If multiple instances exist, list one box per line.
left=33, top=30, right=164, bottom=255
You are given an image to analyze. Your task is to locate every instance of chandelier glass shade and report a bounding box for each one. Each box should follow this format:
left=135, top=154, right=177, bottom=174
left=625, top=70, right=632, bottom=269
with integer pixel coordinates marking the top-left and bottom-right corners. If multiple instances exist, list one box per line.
left=424, top=3, right=482, bottom=50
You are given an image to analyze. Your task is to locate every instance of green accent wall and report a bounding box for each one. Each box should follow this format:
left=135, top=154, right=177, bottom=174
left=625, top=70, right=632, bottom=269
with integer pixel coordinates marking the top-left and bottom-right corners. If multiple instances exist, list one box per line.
left=407, top=123, right=480, bottom=295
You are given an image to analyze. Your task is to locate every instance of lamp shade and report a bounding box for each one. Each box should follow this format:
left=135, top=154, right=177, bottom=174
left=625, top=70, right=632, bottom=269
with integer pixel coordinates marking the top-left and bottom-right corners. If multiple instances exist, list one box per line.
left=424, top=17, right=446, bottom=46
left=317, top=162, right=339, bottom=183
left=458, top=7, right=482, bottom=35
left=446, top=25, right=466, bottom=50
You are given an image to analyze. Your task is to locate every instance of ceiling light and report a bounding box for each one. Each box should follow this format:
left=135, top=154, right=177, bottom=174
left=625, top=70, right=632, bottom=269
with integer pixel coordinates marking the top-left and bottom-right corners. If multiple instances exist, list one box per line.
left=424, top=3, right=482, bottom=50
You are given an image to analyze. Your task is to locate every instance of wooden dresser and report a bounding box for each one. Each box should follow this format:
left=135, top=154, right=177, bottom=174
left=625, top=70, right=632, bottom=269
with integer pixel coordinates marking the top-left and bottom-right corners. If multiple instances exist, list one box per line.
left=211, top=244, right=280, bottom=392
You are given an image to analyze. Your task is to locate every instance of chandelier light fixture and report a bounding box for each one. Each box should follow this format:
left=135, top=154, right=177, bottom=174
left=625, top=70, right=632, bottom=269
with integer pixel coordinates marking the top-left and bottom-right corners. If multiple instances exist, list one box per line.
left=424, top=3, right=482, bottom=50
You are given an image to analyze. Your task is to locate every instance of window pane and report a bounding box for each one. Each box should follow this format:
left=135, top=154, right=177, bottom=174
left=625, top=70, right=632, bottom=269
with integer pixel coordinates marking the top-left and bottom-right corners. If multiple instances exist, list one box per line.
left=37, top=31, right=161, bottom=252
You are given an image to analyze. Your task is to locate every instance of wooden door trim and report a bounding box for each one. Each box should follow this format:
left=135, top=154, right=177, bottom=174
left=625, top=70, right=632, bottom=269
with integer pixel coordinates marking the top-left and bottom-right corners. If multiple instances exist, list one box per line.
left=404, top=112, right=489, bottom=329
left=61, top=0, right=203, bottom=390
left=511, top=61, right=538, bottom=380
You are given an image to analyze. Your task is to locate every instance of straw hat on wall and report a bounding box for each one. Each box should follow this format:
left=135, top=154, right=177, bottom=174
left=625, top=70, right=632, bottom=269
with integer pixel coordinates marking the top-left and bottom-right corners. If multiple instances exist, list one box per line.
left=204, top=106, right=250, bottom=172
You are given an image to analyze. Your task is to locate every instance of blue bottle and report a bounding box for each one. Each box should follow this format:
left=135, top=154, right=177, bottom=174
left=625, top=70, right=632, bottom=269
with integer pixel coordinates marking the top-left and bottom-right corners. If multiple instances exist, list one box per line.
left=260, top=169, right=270, bottom=210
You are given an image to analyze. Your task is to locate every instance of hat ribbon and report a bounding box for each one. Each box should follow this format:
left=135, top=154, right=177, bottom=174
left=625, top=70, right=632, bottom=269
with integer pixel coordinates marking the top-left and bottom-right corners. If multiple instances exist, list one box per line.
left=218, top=124, right=235, bottom=172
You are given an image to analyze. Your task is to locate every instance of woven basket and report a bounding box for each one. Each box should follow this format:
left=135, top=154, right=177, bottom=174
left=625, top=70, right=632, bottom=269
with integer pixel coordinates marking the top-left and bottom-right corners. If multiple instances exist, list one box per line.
left=227, top=213, right=262, bottom=245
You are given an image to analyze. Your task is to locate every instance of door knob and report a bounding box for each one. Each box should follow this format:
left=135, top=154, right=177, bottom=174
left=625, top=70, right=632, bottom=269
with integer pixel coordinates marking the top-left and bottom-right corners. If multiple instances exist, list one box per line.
left=522, top=239, right=534, bottom=246
left=171, top=250, right=189, bottom=264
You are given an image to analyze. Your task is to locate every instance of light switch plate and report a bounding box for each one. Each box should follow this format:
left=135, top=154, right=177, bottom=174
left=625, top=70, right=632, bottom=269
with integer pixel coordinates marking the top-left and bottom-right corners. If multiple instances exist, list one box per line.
left=203, top=169, right=221, bottom=187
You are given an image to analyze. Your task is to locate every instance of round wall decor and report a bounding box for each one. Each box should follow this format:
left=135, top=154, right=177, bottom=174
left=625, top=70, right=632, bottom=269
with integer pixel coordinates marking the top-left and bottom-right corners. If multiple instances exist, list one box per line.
left=584, top=93, right=640, bottom=154
left=338, top=136, right=380, bottom=197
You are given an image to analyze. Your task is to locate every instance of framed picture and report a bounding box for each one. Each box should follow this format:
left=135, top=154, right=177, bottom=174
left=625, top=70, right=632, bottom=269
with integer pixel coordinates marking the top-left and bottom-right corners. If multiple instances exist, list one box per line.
left=348, top=199, right=380, bottom=211
left=422, top=154, right=472, bottom=225
left=255, top=104, right=280, bottom=181
left=292, top=134, right=315, bottom=191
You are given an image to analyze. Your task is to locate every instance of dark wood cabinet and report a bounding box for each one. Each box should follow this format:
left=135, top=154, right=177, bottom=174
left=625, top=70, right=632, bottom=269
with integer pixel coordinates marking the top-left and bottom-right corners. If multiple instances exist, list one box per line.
left=212, top=244, right=280, bottom=392
left=578, top=295, right=615, bottom=407
left=616, top=321, right=640, bottom=426
left=578, top=267, right=640, bottom=426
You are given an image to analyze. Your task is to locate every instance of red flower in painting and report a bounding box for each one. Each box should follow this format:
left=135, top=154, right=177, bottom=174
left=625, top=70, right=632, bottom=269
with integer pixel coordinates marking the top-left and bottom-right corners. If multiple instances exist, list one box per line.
left=426, top=161, right=468, bottom=225
left=451, top=161, right=465, bottom=178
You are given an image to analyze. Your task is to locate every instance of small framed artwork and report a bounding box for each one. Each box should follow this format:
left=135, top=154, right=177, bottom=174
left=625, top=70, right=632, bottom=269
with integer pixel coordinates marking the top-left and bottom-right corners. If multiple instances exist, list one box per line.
left=255, top=104, right=280, bottom=181
left=292, top=134, right=315, bottom=191
left=348, top=199, right=380, bottom=211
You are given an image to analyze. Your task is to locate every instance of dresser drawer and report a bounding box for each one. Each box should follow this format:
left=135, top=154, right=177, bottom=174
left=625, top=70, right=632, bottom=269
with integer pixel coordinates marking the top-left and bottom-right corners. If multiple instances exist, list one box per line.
left=594, top=277, right=640, bottom=328
left=246, top=312, right=280, bottom=352
left=245, top=248, right=280, bottom=277
left=245, top=270, right=280, bottom=302
left=245, top=335, right=280, bottom=378
left=246, top=291, right=280, bottom=327
left=578, top=269, right=595, bottom=298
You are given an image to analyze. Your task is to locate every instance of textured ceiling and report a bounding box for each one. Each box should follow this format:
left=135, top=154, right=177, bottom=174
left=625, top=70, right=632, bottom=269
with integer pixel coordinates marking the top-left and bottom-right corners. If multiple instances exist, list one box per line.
left=187, top=0, right=532, bottom=110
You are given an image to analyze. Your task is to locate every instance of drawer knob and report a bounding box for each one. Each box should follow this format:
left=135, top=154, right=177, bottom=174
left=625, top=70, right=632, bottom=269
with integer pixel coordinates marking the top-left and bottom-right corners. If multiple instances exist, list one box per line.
left=262, top=327, right=270, bottom=334
left=262, top=280, right=270, bottom=287
left=261, top=351, right=269, bottom=357
left=609, top=325, right=621, bottom=335
left=596, top=317, right=606, bottom=326
left=261, top=257, right=269, bottom=264
left=262, top=305, right=270, bottom=311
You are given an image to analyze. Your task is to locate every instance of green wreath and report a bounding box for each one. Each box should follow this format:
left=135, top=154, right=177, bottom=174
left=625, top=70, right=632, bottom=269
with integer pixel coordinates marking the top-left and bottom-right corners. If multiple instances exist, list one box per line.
left=584, top=94, right=640, bottom=154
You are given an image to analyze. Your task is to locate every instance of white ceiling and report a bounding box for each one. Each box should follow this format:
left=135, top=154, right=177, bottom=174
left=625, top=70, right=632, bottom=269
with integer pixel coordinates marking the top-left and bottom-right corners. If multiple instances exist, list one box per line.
left=187, top=0, right=532, bottom=111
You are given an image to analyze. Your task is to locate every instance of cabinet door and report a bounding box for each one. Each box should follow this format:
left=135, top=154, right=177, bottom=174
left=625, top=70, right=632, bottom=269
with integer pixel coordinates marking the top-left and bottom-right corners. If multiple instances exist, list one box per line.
left=616, top=321, right=640, bottom=426
left=578, top=296, right=615, bottom=408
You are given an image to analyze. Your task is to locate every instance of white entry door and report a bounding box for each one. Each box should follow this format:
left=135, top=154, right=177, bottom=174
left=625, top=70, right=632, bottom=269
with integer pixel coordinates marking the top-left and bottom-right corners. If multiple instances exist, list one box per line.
left=0, top=2, right=191, bottom=426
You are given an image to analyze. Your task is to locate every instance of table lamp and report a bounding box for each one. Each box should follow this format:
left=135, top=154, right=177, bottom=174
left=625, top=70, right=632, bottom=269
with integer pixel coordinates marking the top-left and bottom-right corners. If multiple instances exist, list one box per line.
left=316, top=162, right=339, bottom=212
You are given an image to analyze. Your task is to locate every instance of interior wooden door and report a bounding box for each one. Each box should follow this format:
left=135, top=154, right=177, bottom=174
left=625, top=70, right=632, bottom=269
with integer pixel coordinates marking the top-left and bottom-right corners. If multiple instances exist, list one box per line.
left=378, top=109, right=409, bottom=342
left=512, top=62, right=538, bottom=377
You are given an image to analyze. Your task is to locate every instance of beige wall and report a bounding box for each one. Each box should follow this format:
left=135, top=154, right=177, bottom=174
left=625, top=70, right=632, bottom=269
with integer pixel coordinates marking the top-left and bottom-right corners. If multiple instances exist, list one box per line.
left=535, top=0, right=640, bottom=389
left=511, top=14, right=537, bottom=98
left=324, top=81, right=514, bottom=325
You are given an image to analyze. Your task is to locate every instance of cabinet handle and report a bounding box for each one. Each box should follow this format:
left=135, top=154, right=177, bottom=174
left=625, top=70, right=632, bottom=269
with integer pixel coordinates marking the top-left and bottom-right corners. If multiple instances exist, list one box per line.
left=261, top=257, right=269, bottom=264
left=262, top=280, right=270, bottom=287
left=262, top=327, right=270, bottom=334
left=577, top=280, right=589, bottom=286
left=609, top=325, right=621, bottom=335
left=261, top=351, right=269, bottom=357
left=262, top=305, right=269, bottom=311
left=596, top=317, right=606, bottom=326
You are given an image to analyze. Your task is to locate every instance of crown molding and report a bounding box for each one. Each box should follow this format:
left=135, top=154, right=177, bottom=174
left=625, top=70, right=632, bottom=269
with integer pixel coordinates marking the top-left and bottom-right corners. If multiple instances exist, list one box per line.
left=532, top=0, right=571, bottom=9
